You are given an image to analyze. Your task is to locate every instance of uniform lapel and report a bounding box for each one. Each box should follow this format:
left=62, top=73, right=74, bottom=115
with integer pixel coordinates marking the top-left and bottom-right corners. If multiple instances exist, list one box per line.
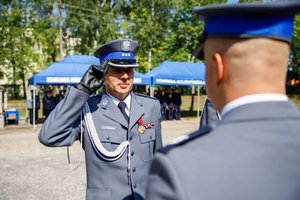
left=129, top=93, right=144, bottom=131
left=100, top=93, right=128, bottom=128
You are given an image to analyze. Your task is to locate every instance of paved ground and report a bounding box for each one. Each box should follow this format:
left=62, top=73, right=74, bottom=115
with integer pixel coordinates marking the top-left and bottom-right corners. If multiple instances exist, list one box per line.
left=0, top=117, right=199, bottom=200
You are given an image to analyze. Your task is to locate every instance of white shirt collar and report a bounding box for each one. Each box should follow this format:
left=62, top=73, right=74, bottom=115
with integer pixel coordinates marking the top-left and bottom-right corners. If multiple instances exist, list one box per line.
left=221, top=93, right=288, bottom=117
left=106, top=92, right=131, bottom=116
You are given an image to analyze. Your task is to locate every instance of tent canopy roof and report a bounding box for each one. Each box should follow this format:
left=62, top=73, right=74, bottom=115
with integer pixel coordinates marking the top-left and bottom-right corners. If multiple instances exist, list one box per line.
left=146, top=61, right=205, bottom=86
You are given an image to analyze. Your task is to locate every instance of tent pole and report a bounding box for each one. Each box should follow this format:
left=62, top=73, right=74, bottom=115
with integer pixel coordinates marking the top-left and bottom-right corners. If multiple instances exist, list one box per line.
left=150, top=85, right=154, bottom=97
left=26, top=87, right=30, bottom=126
left=149, top=77, right=154, bottom=97
left=197, top=86, right=200, bottom=118
left=32, top=86, right=37, bottom=132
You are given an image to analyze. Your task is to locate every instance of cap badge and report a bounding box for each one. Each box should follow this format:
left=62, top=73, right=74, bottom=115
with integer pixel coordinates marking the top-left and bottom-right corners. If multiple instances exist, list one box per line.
left=121, top=40, right=131, bottom=52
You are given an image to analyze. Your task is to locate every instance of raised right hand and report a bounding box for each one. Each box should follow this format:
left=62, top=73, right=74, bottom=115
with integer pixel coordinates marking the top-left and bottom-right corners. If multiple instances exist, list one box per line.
left=75, top=62, right=108, bottom=95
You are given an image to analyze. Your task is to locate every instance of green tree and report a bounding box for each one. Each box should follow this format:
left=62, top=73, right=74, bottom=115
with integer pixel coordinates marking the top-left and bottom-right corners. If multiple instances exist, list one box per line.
left=119, top=0, right=225, bottom=72
left=62, top=0, right=121, bottom=55
left=32, top=0, right=60, bottom=63
left=120, top=0, right=175, bottom=72
left=290, top=15, right=300, bottom=74
left=0, top=1, right=40, bottom=98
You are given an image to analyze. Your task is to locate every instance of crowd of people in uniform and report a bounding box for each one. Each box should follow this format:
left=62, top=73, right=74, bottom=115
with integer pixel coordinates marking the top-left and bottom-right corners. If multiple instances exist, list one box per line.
left=28, top=85, right=183, bottom=124
left=27, top=88, right=66, bottom=124
left=153, top=87, right=182, bottom=120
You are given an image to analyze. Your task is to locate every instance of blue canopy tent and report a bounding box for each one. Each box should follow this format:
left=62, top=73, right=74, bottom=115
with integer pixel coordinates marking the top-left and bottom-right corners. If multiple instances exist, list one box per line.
left=133, top=71, right=151, bottom=85
left=146, top=61, right=205, bottom=86
left=28, top=55, right=150, bottom=85
left=145, top=61, right=206, bottom=117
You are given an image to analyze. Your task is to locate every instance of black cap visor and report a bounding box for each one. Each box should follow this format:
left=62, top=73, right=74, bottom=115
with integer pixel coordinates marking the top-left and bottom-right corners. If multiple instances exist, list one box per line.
left=108, top=59, right=139, bottom=68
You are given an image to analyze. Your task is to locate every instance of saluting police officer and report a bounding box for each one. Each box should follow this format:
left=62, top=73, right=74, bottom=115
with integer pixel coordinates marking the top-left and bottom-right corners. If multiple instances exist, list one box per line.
left=39, top=39, right=163, bottom=200
left=146, top=1, right=300, bottom=200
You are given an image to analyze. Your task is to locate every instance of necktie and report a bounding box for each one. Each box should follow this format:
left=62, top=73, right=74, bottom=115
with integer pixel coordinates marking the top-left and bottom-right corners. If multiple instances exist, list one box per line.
left=118, top=101, right=129, bottom=123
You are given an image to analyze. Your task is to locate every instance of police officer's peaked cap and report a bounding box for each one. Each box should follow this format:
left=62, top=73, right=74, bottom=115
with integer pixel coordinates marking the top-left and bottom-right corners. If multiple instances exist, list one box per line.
left=192, top=1, right=300, bottom=60
left=94, top=39, right=139, bottom=68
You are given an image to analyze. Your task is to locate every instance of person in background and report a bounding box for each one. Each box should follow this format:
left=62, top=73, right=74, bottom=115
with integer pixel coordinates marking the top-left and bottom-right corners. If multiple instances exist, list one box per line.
left=172, top=87, right=182, bottom=120
left=159, top=89, right=168, bottom=120
left=27, top=90, right=40, bottom=124
left=166, top=90, right=174, bottom=120
left=42, top=88, right=56, bottom=119
left=146, top=2, right=300, bottom=200
left=55, top=89, right=66, bottom=105
left=38, top=39, right=163, bottom=200
left=153, top=89, right=160, bottom=101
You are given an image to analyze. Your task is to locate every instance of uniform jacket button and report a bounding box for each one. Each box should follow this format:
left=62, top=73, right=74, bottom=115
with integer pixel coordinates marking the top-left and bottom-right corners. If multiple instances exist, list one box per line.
left=132, top=167, right=136, bottom=172
left=133, top=183, right=137, bottom=188
left=131, top=151, right=134, bottom=156
left=129, top=135, right=133, bottom=140
left=106, top=136, right=110, bottom=140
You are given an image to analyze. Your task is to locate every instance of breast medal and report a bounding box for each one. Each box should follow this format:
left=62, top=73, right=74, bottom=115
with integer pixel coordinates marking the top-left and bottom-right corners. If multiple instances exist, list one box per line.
left=137, top=117, right=156, bottom=134
left=137, top=117, right=145, bottom=134
left=138, top=125, right=146, bottom=134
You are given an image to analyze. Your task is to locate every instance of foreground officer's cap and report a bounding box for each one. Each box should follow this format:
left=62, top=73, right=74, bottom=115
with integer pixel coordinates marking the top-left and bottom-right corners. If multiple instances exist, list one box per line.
left=94, top=39, right=139, bottom=68
left=192, top=1, right=300, bottom=60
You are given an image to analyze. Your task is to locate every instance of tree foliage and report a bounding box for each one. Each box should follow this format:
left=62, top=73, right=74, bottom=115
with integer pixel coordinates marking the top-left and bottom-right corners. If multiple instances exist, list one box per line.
left=290, top=15, right=300, bottom=74
left=0, top=0, right=45, bottom=97
left=63, top=0, right=121, bottom=55
left=1, top=0, right=300, bottom=98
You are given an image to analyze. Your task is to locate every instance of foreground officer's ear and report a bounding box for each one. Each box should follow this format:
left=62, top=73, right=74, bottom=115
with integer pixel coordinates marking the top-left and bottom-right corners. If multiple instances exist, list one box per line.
left=75, top=65, right=105, bottom=95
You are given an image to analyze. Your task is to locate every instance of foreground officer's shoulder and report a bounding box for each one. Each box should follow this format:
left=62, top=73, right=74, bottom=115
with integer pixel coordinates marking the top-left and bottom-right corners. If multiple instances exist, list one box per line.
left=160, top=126, right=212, bottom=154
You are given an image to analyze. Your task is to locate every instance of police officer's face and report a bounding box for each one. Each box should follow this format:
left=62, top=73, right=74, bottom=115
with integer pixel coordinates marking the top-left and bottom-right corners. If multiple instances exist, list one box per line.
left=105, top=66, right=134, bottom=100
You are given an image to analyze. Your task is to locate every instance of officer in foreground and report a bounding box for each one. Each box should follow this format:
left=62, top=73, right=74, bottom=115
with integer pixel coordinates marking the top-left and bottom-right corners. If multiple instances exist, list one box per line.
left=146, top=2, right=300, bottom=200
left=39, top=39, right=163, bottom=200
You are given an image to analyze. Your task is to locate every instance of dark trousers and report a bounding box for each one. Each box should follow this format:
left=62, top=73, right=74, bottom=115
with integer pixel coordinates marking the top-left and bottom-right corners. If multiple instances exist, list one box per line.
left=174, top=105, right=181, bottom=120
left=29, top=109, right=39, bottom=124
left=43, top=109, right=52, bottom=119
left=168, top=103, right=174, bottom=120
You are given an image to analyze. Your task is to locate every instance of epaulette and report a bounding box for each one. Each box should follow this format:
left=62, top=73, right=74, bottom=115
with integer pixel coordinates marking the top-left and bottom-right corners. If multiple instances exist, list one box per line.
left=135, top=93, right=158, bottom=100
left=159, top=126, right=212, bottom=154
